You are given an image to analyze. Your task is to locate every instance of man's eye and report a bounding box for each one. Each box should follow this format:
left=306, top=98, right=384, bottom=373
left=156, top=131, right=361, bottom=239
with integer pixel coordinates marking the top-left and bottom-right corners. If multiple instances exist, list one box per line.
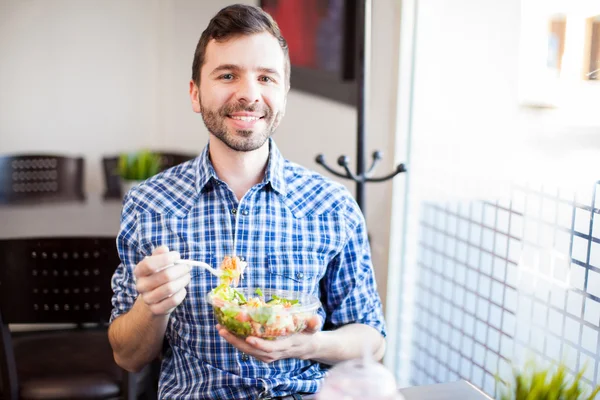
left=221, top=74, right=234, bottom=80
left=259, top=76, right=273, bottom=83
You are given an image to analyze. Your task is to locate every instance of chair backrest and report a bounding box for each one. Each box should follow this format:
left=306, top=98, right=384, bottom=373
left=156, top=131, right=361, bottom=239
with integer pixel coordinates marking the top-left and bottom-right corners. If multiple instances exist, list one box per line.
left=0, top=237, right=119, bottom=324
left=0, top=154, right=85, bottom=204
left=102, top=152, right=195, bottom=199
left=0, top=237, right=139, bottom=400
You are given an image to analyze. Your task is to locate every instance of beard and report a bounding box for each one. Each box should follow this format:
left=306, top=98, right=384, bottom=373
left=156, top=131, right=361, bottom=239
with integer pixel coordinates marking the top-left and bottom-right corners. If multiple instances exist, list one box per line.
left=200, top=98, right=283, bottom=152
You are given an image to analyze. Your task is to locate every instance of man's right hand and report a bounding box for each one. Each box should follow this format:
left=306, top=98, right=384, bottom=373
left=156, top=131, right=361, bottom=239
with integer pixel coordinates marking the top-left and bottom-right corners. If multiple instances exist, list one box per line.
left=133, top=245, right=191, bottom=316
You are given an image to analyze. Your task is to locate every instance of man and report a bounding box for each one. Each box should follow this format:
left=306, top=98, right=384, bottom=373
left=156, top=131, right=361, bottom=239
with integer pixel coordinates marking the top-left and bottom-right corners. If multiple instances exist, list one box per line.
left=108, top=4, right=386, bottom=399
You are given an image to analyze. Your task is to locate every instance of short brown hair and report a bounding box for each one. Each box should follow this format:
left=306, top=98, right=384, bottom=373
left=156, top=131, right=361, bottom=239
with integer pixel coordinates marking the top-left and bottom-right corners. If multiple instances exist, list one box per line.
left=191, top=4, right=290, bottom=88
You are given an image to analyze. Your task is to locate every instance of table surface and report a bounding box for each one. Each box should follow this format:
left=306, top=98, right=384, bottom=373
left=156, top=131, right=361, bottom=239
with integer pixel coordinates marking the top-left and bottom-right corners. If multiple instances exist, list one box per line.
left=398, top=380, right=492, bottom=400
left=0, top=197, right=123, bottom=239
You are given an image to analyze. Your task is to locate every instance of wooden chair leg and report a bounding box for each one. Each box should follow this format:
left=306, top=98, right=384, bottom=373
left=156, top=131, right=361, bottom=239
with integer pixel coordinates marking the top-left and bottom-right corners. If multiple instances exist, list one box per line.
left=0, top=321, right=19, bottom=400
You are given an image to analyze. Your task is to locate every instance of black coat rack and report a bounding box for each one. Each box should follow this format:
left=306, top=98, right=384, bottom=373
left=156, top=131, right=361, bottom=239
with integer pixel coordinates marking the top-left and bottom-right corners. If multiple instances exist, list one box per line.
left=315, top=0, right=407, bottom=217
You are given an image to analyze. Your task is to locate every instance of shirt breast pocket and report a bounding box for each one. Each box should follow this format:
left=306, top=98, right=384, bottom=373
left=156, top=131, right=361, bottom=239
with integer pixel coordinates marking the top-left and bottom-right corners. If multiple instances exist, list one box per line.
left=266, top=252, right=325, bottom=293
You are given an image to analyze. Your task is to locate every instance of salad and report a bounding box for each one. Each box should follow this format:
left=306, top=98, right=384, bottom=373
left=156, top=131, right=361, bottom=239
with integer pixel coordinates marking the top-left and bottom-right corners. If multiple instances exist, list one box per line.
left=218, top=255, right=247, bottom=287
left=207, top=257, right=320, bottom=340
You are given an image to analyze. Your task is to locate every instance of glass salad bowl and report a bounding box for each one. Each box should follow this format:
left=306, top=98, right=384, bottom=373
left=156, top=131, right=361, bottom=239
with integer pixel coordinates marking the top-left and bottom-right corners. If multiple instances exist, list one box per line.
left=206, top=286, right=321, bottom=340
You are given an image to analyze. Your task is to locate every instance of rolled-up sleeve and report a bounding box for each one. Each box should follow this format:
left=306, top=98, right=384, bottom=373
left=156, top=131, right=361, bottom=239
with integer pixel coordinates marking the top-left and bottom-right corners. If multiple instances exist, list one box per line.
left=110, top=195, right=143, bottom=323
left=320, top=199, right=387, bottom=337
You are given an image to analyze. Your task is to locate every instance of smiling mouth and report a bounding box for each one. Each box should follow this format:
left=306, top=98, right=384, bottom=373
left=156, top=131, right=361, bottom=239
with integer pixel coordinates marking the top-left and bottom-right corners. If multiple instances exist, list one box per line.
left=228, top=115, right=264, bottom=122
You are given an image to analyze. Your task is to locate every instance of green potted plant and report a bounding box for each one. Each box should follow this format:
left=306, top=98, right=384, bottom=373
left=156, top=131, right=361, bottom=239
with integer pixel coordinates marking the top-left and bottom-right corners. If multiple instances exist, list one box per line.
left=118, top=150, right=161, bottom=194
left=497, top=360, right=600, bottom=400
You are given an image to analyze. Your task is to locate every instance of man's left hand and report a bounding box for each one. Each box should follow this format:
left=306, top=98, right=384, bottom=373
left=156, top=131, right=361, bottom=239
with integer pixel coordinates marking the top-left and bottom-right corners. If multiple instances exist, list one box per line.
left=216, top=315, right=322, bottom=363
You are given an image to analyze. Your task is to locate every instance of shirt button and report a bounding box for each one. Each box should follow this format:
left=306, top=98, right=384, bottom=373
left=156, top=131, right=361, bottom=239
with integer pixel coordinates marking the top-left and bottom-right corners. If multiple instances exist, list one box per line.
left=241, top=354, right=249, bottom=361
left=241, top=209, right=249, bottom=216
left=231, top=208, right=237, bottom=214
left=296, top=272, right=304, bottom=279
left=239, top=256, right=246, bottom=261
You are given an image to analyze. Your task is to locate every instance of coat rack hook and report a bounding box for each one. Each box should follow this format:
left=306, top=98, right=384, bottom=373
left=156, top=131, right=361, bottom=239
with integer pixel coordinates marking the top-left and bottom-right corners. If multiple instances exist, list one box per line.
left=366, top=151, right=382, bottom=175
left=315, top=153, right=407, bottom=184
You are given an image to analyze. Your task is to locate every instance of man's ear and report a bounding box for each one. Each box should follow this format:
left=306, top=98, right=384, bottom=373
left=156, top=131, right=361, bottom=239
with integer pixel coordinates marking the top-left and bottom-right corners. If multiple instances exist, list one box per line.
left=189, top=80, right=201, bottom=113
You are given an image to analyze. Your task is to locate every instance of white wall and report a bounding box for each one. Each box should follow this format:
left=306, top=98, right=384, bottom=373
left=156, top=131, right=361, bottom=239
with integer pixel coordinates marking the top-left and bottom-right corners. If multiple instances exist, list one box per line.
left=0, top=0, right=401, bottom=309
left=0, top=0, right=164, bottom=191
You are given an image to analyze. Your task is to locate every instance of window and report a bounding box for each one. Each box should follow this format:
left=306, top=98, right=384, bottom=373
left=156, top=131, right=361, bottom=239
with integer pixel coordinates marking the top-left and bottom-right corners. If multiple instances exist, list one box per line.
left=519, top=0, right=600, bottom=114
left=547, top=15, right=566, bottom=74
left=585, top=15, right=600, bottom=80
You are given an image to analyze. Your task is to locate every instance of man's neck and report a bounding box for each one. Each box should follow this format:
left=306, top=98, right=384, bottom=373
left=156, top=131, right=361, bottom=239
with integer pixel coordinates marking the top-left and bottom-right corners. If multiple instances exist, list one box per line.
left=209, top=136, right=270, bottom=201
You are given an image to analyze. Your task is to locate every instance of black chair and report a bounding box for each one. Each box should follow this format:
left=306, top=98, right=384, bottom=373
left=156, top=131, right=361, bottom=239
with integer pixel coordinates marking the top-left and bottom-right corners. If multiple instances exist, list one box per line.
left=0, top=155, right=85, bottom=204
left=0, top=238, right=149, bottom=400
left=102, top=152, right=195, bottom=199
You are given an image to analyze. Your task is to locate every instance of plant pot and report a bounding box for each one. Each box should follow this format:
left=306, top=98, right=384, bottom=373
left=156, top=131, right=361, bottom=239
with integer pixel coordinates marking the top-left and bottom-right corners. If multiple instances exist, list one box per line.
left=120, top=179, right=144, bottom=197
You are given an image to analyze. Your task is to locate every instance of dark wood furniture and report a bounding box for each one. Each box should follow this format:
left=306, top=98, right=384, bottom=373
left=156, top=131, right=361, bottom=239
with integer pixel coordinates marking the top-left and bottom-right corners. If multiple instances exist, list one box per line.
left=0, top=199, right=157, bottom=399
left=0, top=237, right=147, bottom=399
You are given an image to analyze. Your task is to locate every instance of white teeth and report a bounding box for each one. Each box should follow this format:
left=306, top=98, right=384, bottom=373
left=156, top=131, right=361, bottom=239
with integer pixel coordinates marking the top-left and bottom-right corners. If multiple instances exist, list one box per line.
left=231, top=116, right=260, bottom=122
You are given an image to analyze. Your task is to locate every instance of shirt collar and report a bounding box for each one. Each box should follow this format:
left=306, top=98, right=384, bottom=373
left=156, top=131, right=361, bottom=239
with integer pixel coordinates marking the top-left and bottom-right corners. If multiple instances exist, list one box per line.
left=195, top=138, right=287, bottom=196
left=196, top=145, right=218, bottom=194
left=264, top=138, right=286, bottom=195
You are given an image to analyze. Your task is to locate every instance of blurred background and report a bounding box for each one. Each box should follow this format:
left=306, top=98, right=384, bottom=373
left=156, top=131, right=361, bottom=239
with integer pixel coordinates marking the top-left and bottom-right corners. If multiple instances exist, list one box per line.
left=1, top=0, right=600, bottom=398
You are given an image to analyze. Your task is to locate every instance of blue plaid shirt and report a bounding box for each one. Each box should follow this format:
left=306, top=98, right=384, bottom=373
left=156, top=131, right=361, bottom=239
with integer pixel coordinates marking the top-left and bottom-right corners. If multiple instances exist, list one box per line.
left=110, top=139, right=386, bottom=399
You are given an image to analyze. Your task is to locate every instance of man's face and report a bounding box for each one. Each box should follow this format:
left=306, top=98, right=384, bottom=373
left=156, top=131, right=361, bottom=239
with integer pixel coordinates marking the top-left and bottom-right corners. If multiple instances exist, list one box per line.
left=190, top=31, right=288, bottom=152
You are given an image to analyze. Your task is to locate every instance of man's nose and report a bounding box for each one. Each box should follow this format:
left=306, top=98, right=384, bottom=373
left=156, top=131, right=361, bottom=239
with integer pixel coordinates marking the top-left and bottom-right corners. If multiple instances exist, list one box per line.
left=235, top=79, right=260, bottom=104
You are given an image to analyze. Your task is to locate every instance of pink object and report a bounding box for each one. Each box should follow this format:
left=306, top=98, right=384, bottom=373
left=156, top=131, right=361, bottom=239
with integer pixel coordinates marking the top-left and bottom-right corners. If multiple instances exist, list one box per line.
left=318, top=357, right=404, bottom=400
